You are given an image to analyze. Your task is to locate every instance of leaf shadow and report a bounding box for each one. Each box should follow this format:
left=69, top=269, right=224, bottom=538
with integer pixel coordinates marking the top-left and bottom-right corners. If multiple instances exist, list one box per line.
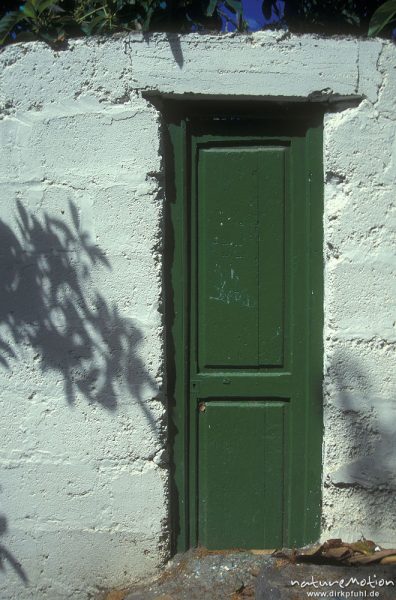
left=0, top=514, right=28, bottom=584
left=0, top=197, right=164, bottom=584
left=0, top=198, right=160, bottom=419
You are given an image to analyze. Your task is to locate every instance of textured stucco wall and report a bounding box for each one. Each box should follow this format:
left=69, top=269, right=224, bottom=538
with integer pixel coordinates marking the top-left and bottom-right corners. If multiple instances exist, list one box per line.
left=322, top=42, right=396, bottom=545
left=0, top=31, right=395, bottom=599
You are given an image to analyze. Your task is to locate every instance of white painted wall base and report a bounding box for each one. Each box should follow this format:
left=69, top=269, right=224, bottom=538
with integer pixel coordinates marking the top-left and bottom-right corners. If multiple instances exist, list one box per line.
left=0, top=31, right=395, bottom=599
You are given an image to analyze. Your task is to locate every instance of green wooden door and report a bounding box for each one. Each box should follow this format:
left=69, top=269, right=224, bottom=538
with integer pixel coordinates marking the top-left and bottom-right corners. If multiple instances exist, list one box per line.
left=165, top=105, right=323, bottom=552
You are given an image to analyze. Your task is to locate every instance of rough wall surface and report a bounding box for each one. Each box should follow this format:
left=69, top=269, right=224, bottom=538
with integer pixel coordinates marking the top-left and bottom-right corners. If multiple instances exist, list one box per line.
left=322, top=42, right=396, bottom=545
left=0, top=31, right=394, bottom=599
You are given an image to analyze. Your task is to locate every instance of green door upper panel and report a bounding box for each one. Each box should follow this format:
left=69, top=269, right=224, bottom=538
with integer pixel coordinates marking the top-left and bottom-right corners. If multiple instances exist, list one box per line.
left=197, top=145, right=287, bottom=371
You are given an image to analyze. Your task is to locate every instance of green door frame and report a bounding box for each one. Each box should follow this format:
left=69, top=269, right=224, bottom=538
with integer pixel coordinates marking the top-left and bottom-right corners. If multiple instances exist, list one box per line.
left=163, top=101, right=324, bottom=554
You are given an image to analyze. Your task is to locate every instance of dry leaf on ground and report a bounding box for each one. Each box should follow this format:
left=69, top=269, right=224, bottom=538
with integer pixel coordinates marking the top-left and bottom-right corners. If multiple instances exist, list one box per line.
left=273, top=539, right=396, bottom=566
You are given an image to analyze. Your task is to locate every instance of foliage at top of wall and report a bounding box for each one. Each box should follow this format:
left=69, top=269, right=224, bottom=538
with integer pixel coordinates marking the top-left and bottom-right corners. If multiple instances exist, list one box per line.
left=0, top=0, right=395, bottom=47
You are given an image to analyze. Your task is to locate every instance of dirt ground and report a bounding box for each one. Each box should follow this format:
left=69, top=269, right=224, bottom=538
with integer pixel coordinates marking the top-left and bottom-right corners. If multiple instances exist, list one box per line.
left=103, top=548, right=396, bottom=600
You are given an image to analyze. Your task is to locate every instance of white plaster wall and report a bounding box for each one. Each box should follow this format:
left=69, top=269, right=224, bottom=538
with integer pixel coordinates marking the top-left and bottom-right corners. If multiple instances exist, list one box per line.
left=0, top=31, right=395, bottom=599
left=322, top=42, right=396, bottom=546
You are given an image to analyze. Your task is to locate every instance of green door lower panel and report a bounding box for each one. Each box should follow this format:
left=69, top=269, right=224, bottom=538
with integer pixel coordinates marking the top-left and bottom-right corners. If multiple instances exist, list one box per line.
left=199, top=401, right=288, bottom=549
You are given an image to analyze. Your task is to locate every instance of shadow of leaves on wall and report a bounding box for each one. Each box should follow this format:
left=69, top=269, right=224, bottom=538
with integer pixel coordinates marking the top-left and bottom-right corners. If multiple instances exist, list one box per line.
left=324, top=349, right=396, bottom=540
left=0, top=199, right=162, bottom=586
left=0, top=514, right=28, bottom=584
left=328, top=351, right=395, bottom=489
left=0, top=199, right=159, bottom=425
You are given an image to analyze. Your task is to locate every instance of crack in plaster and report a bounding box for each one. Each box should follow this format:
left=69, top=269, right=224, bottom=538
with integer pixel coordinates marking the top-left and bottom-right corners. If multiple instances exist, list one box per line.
left=374, top=42, right=387, bottom=111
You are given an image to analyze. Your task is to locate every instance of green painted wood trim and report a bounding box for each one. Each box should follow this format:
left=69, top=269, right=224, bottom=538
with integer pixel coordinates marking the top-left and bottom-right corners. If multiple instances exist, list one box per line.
left=305, top=122, right=324, bottom=543
left=165, top=118, right=189, bottom=552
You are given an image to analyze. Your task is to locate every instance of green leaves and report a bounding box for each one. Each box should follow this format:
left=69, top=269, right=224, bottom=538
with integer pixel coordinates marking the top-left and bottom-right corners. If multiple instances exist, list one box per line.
left=0, top=0, right=67, bottom=45
left=19, top=0, right=61, bottom=18
left=2, top=0, right=396, bottom=47
left=80, top=11, right=108, bottom=35
left=20, top=3, right=37, bottom=18
left=36, top=0, right=64, bottom=14
left=206, top=0, right=243, bottom=18
left=0, top=0, right=155, bottom=44
left=0, top=11, right=23, bottom=45
left=368, top=0, right=396, bottom=36
left=206, top=0, right=243, bottom=29
left=75, top=0, right=159, bottom=34
left=205, top=0, right=217, bottom=17
left=224, top=0, right=242, bottom=14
